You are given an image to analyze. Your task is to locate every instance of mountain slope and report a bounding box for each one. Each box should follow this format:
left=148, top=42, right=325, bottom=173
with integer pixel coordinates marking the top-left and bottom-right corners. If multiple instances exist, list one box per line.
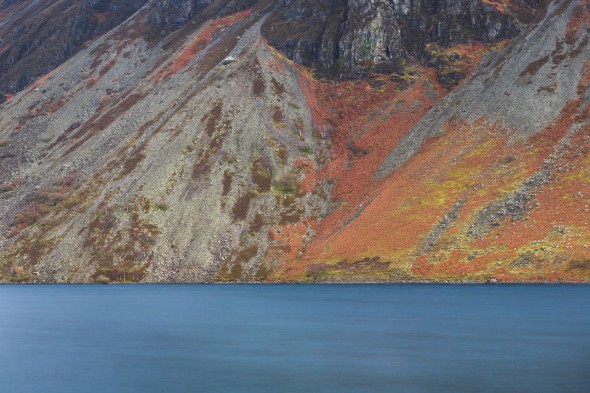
left=294, top=0, right=590, bottom=283
left=0, top=0, right=588, bottom=283
left=0, top=0, right=149, bottom=102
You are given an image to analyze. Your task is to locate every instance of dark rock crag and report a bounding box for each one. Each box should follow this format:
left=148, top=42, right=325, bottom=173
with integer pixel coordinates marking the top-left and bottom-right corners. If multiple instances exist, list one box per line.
left=262, top=0, right=544, bottom=79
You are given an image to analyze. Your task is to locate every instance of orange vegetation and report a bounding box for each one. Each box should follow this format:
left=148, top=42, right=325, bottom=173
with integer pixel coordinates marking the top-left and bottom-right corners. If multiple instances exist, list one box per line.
left=265, top=57, right=287, bottom=74
left=93, top=12, right=108, bottom=25
left=310, top=59, right=590, bottom=282
left=313, top=98, right=589, bottom=282
left=565, top=0, right=590, bottom=44
left=294, top=158, right=316, bottom=195
left=152, top=10, right=252, bottom=81
left=31, top=69, right=57, bottom=89
left=268, top=64, right=448, bottom=280
left=267, top=219, right=319, bottom=281
left=270, top=37, right=590, bottom=282
left=264, top=40, right=494, bottom=279
left=481, top=0, right=509, bottom=13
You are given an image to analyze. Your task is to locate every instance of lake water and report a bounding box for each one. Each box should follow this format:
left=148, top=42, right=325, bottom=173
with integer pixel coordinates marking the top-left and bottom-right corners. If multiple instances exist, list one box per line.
left=0, top=284, right=589, bottom=393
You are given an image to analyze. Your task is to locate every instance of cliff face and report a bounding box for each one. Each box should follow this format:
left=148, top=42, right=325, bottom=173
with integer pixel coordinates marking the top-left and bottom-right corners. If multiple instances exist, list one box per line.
left=261, top=0, right=543, bottom=80
left=0, top=0, right=588, bottom=283
left=148, top=0, right=213, bottom=26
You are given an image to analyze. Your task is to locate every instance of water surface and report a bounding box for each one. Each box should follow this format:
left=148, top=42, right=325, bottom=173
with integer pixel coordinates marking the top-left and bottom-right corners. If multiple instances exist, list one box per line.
left=1, top=284, right=589, bottom=392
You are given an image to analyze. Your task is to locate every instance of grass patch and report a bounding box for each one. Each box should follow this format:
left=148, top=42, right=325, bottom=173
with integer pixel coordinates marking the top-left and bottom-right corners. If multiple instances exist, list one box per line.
left=299, top=146, right=313, bottom=155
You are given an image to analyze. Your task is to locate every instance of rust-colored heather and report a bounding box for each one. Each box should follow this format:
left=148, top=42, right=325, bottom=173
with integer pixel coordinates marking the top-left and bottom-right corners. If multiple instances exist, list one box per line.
left=152, top=10, right=253, bottom=81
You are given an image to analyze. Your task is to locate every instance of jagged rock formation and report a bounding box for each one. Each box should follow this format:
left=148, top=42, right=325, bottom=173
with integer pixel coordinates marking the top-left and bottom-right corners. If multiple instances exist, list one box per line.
left=148, top=0, right=213, bottom=26
left=262, top=0, right=543, bottom=80
left=0, top=0, right=588, bottom=283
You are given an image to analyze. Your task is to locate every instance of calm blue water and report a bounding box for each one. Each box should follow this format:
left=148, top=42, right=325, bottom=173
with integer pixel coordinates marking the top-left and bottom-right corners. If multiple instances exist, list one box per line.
left=0, top=285, right=589, bottom=393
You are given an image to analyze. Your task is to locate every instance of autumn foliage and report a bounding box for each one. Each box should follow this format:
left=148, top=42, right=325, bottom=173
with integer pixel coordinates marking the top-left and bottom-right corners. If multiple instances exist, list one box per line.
left=266, top=34, right=590, bottom=283
left=152, top=10, right=252, bottom=81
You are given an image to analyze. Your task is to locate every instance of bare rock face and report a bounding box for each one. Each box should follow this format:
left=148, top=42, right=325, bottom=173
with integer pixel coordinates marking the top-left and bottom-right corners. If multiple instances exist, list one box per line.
left=0, top=0, right=544, bottom=98
left=147, top=0, right=259, bottom=26
left=261, top=0, right=346, bottom=73
left=338, top=0, right=405, bottom=74
left=148, top=0, right=213, bottom=26
left=263, top=0, right=541, bottom=78
left=401, top=0, right=519, bottom=44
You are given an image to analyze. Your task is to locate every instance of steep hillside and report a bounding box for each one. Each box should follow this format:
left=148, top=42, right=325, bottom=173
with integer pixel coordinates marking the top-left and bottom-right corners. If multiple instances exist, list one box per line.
left=0, top=0, right=149, bottom=102
left=296, top=0, right=590, bottom=283
left=0, top=0, right=588, bottom=283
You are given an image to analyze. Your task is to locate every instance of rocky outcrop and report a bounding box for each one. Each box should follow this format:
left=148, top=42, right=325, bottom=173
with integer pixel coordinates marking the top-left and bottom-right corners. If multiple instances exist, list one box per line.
left=0, top=0, right=545, bottom=98
left=263, top=0, right=544, bottom=78
left=338, top=0, right=405, bottom=74
left=148, top=0, right=214, bottom=26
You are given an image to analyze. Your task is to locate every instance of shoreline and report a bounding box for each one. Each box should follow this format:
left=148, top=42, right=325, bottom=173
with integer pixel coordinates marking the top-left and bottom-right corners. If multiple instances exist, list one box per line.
left=1, top=281, right=589, bottom=285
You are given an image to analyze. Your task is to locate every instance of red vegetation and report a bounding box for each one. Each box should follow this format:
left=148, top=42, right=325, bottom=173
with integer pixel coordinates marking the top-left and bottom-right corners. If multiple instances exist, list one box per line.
left=0, top=178, right=23, bottom=194
left=264, top=48, right=288, bottom=74
left=259, top=41, right=499, bottom=280
left=267, top=36, right=590, bottom=282
left=9, top=175, right=80, bottom=238
left=402, top=66, right=590, bottom=282
left=93, top=12, right=108, bottom=25
left=294, top=158, right=316, bottom=195
left=565, top=0, right=590, bottom=44
left=267, top=219, right=319, bottom=281
left=152, top=10, right=252, bottom=81
left=481, top=0, right=509, bottom=13
left=31, top=69, right=56, bottom=89
left=288, top=69, right=445, bottom=268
